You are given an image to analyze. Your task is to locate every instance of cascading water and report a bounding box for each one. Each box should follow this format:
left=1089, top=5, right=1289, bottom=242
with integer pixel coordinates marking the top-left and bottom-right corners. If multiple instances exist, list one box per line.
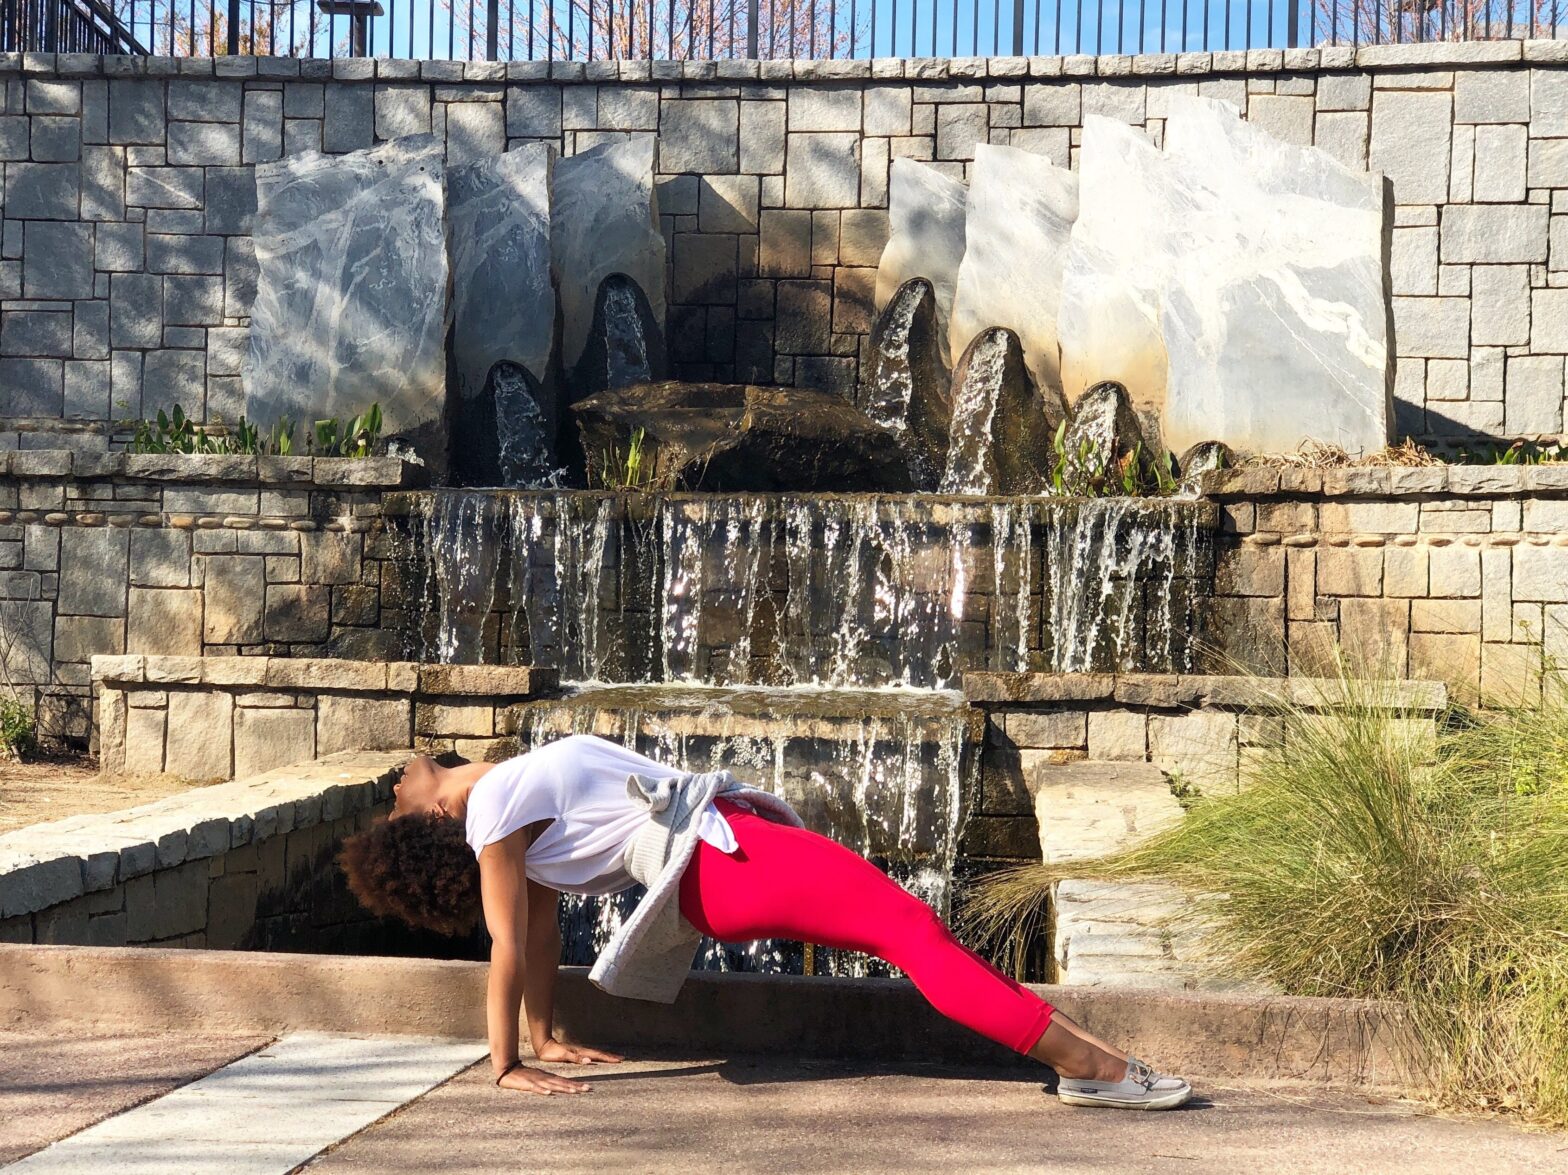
left=509, top=684, right=974, bottom=978
left=940, top=332, right=1008, bottom=494
left=390, top=487, right=1210, bottom=975
left=600, top=276, right=654, bottom=389
left=394, top=490, right=1210, bottom=683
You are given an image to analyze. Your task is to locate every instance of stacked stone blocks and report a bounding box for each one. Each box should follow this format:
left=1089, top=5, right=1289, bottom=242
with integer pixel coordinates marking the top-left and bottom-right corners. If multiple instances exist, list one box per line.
left=93, top=654, right=557, bottom=780
left=3, top=44, right=1568, bottom=449
left=963, top=670, right=1447, bottom=860
left=1205, top=464, right=1568, bottom=706
left=0, top=451, right=421, bottom=742
left=0, top=748, right=405, bottom=948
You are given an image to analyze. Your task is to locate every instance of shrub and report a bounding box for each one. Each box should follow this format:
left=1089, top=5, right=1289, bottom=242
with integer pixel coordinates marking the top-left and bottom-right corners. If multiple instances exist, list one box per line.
left=0, top=692, right=34, bottom=761
left=960, top=668, right=1568, bottom=1126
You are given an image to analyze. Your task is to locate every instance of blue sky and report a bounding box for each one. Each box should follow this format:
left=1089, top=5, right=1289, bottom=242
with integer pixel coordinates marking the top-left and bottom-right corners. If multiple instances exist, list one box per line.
left=119, top=0, right=1509, bottom=62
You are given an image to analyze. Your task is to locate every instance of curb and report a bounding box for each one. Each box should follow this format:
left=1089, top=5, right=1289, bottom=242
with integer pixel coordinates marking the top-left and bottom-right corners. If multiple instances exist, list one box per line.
left=0, top=944, right=1415, bottom=1087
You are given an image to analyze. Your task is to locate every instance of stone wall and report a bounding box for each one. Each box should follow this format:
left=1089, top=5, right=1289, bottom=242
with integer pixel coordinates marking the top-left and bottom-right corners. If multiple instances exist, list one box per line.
left=0, top=749, right=474, bottom=955
left=3, top=44, right=1568, bottom=453
left=1203, top=464, right=1568, bottom=706
left=0, top=451, right=420, bottom=743
left=963, top=670, right=1448, bottom=861
left=92, top=655, right=556, bottom=780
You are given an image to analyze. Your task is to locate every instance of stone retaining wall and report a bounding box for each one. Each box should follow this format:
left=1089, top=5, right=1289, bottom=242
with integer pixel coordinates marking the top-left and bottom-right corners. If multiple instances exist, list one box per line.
left=962, top=670, right=1447, bottom=861
left=1203, top=464, right=1568, bottom=705
left=93, top=655, right=556, bottom=781
left=3, top=44, right=1568, bottom=453
left=0, top=451, right=421, bottom=743
left=0, top=749, right=469, bottom=954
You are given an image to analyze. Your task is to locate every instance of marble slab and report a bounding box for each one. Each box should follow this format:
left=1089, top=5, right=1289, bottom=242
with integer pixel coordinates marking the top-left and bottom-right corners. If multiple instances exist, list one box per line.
left=1158, top=96, right=1390, bottom=457
left=550, top=135, right=666, bottom=380
left=243, top=135, right=449, bottom=466
left=948, top=144, right=1078, bottom=401
left=875, top=158, right=968, bottom=368
left=448, top=143, right=556, bottom=482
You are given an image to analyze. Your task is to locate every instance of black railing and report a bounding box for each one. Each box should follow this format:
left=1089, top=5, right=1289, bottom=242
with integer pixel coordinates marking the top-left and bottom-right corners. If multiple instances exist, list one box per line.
left=2, top=0, right=146, bottom=52
left=5, top=0, right=1566, bottom=60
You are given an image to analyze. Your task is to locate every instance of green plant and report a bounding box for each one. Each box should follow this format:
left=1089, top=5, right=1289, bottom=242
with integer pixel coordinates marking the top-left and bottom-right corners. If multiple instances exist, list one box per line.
left=1454, top=439, right=1568, bottom=466
left=312, top=404, right=383, bottom=458
left=126, top=404, right=377, bottom=458
left=597, top=427, right=659, bottom=491
left=1048, top=422, right=1179, bottom=498
left=961, top=664, right=1568, bottom=1126
left=0, top=692, right=34, bottom=761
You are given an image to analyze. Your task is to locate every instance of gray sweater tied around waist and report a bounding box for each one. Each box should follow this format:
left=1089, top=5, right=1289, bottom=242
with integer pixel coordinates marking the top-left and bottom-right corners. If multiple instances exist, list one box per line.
left=587, top=769, right=804, bottom=1004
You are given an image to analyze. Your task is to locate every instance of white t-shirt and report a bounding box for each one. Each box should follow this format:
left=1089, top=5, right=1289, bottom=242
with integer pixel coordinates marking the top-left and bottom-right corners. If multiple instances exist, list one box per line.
left=463, top=734, right=738, bottom=896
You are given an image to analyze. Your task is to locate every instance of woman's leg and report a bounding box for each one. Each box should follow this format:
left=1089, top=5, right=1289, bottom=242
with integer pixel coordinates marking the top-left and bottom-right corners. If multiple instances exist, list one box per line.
left=679, top=800, right=1127, bottom=1079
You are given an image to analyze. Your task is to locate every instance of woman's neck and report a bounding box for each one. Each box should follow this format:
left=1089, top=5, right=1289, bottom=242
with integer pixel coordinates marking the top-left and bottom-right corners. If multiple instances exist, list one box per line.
left=436, top=760, right=497, bottom=821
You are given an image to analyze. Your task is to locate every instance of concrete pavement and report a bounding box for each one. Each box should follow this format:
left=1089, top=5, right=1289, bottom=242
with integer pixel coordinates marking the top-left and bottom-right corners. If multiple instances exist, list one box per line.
left=5, top=1030, right=1564, bottom=1174
left=305, top=1056, right=1567, bottom=1175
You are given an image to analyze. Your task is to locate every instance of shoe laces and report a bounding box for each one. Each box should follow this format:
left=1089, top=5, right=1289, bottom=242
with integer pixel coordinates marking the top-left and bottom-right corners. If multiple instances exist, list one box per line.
left=1126, top=1056, right=1157, bottom=1090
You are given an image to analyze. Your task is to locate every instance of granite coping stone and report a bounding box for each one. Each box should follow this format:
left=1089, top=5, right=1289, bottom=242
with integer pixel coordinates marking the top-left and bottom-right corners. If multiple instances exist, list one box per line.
left=1200, top=464, right=1568, bottom=499
left=962, top=672, right=1448, bottom=712
left=0, top=44, right=1554, bottom=86
left=94, top=655, right=560, bottom=697
left=0, top=450, right=427, bottom=489
left=0, top=750, right=408, bottom=919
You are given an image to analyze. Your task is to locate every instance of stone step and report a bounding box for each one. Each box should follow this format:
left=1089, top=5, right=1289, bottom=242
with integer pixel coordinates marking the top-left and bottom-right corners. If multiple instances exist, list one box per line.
left=1029, top=759, right=1183, bottom=865
left=1051, top=877, right=1277, bottom=995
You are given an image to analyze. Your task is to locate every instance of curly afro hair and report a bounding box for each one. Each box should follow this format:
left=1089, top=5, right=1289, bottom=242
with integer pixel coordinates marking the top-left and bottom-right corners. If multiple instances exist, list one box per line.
left=338, top=812, right=482, bottom=937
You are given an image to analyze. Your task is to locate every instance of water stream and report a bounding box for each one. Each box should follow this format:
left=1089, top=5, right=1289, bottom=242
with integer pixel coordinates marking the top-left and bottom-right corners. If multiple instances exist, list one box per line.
left=394, top=490, right=1210, bottom=685
left=511, top=683, right=974, bottom=978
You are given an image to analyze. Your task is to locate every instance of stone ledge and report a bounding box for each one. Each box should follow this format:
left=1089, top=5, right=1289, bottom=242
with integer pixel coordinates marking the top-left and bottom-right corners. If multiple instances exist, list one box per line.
left=1200, top=465, right=1568, bottom=499
left=0, top=449, right=427, bottom=489
left=0, top=945, right=1416, bottom=1084
left=963, top=672, right=1448, bottom=713
left=0, top=43, right=1552, bottom=86
left=0, top=750, right=406, bottom=919
left=94, top=655, right=558, bottom=697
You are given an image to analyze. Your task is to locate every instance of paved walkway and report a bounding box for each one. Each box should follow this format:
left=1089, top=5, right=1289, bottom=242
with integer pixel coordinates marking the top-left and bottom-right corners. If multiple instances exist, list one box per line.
left=3, top=1030, right=1565, bottom=1174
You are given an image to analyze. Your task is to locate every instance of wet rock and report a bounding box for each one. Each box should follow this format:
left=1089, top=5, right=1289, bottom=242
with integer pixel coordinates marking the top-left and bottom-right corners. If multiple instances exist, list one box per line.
left=1178, top=440, right=1231, bottom=479
left=447, top=143, right=556, bottom=486
left=569, top=273, right=669, bottom=400
left=490, top=361, right=556, bottom=487
left=1056, top=380, right=1150, bottom=494
left=861, top=277, right=951, bottom=488
left=244, top=134, right=448, bottom=469
left=948, top=144, right=1078, bottom=399
left=874, top=159, right=968, bottom=367
left=941, top=327, right=1058, bottom=495
left=573, top=381, right=915, bottom=492
left=551, top=137, right=666, bottom=379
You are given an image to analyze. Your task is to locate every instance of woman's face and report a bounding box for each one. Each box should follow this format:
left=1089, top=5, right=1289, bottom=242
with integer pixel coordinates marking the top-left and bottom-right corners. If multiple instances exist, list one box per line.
left=391, top=756, right=447, bottom=819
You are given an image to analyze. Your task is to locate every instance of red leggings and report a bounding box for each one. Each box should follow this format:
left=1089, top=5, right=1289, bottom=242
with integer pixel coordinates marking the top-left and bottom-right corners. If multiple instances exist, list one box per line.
left=677, top=798, right=1055, bottom=1055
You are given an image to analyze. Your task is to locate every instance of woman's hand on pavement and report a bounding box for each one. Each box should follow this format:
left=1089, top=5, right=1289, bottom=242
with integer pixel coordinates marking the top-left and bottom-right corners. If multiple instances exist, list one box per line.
left=497, top=1064, right=594, bottom=1095
left=534, top=1038, right=625, bottom=1066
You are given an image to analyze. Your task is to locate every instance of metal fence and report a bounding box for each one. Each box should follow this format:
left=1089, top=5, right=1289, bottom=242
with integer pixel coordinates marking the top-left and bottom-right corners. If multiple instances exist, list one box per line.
left=4, top=0, right=1567, bottom=62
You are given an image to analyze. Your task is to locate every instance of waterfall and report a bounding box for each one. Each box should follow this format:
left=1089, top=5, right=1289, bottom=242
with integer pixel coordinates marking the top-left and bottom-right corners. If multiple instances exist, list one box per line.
left=1041, top=498, right=1205, bottom=673
left=512, top=684, right=974, bottom=978
left=395, top=490, right=1209, bottom=684
left=600, top=277, right=654, bottom=390
left=940, top=331, right=1008, bottom=494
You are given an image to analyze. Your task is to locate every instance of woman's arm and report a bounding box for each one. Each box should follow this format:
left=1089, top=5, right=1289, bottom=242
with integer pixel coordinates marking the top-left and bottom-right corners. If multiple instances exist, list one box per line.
left=522, top=878, right=623, bottom=1067
left=477, top=833, right=591, bottom=1095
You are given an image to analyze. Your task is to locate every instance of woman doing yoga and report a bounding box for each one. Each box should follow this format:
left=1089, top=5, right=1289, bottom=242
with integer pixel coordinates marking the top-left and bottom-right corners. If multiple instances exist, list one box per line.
left=339, top=733, right=1191, bottom=1110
